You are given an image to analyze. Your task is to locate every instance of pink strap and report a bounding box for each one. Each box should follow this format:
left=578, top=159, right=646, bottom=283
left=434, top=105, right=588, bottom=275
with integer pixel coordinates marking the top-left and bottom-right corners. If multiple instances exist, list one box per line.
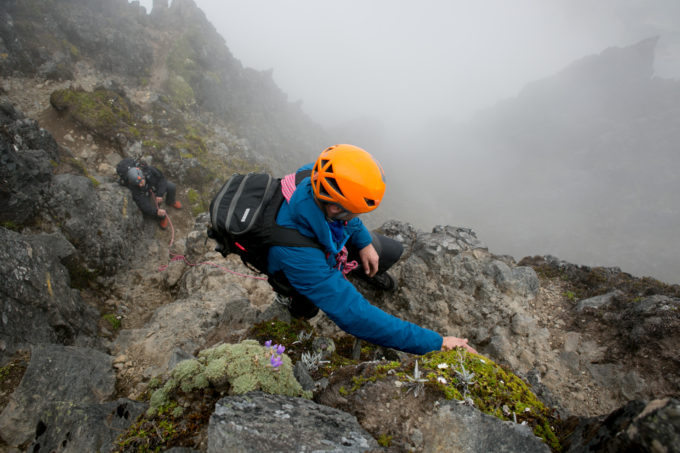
left=282, top=172, right=357, bottom=276
left=281, top=173, right=297, bottom=202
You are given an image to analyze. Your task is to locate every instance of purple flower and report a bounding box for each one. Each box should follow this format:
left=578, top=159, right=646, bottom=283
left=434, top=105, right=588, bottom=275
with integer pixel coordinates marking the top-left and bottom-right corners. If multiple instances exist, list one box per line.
left=264, top=340, right=273, bottom=348
left=270, top=354, right=283, bottom=368
left=276, top=344, right=286, bottom=355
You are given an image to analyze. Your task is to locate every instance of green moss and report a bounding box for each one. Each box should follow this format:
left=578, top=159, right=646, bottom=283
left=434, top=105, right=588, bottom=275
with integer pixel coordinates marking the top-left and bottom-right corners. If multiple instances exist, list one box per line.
left=1, top=221, right=20, bottom=232
left=62, top=39, right=79, bottom=58
left=420, top=350, right=561, bottom=450
left=0, top=363, right=13, bottom=382
left=165, top=75, right=195, bottom=110
left=187, top=188, right=200, bottom=205
left=142, top=140, right=162, bottom=150
left=102, top=314, right=121, bottom=331
left=247, top=319, right=315, bottom=361
left=377, top=433, right=392, bottom=447
left=346, top=361, right=401, bottom=393
left=50, top=88, right=136, bottom=141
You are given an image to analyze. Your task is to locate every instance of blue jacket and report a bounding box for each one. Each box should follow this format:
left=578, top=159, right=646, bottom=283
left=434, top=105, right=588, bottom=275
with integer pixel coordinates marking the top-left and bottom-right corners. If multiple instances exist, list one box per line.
left=268, top=166, right=443, bottom=355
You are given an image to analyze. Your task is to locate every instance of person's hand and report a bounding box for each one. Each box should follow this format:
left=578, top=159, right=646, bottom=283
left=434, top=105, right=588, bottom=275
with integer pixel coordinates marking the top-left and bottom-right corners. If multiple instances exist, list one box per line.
left=441, top=336, right=478, bottom=354
left=156, top=196, right=163, bottom=204
left=157, top=208, right=167, bottom=217
left=359, top=243, right=379, bottom=277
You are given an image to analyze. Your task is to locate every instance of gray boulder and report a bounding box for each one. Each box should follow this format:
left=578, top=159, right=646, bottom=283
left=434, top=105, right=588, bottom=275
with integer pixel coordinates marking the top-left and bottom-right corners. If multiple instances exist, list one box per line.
left=207, top=392, right=379, bottom=452
left=46, top=177, right=149, bottom=276
left=420, top=400, right=550, bottom=453
left=564, top=398, right=680, bottom=452
left=0, top=228, right=100, bottom=361
left=0, top=344, right=116, bottom=448
left=29, top=398, right=147, bottom=453
left=0, top=101, right=58, bottom=226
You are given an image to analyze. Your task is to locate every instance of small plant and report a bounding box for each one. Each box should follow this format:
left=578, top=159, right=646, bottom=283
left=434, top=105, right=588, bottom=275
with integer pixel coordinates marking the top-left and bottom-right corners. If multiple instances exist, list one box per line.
left=454, top=351, right=476, bottom=406
left=300, top=350, right=328, bottom=372
left=0, top=363, right=14, bottom=382
left=403, top=360, right=428, bottom=397
left=564, top=290, right=576, bottom=301
left=377, top=433, right=392, bottom=447
left=293, top=330, right=313, bottom=344
left=102, top=313, right=121, bottom=330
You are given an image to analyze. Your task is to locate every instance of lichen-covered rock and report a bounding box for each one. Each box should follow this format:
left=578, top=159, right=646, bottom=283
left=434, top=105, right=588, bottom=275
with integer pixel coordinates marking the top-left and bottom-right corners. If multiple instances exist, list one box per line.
left=208, top=392, right=379, bottom=453
left=0, top=228, right=100, bottom=361
left=315, top=349, right=559, bottom=451
left=0, top=99, right=58, bottom=227
left=0, top=344, right=116, bottom=448
left=420, top=401, right=550, bottom=453
left=28, top=398, right=147, bottom=453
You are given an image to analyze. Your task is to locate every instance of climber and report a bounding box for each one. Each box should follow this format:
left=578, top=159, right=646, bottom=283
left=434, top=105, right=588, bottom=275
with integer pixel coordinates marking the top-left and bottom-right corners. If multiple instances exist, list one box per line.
left=267, top=144, right=477, bottom=355
left=122, top=161, right=182, bottom=229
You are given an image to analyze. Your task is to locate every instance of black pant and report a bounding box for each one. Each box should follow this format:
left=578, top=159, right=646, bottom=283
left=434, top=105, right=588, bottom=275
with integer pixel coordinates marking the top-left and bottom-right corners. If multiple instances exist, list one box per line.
left=163, top=181, right=177, bottom=205
left=270, top=232, right=403, bottom=319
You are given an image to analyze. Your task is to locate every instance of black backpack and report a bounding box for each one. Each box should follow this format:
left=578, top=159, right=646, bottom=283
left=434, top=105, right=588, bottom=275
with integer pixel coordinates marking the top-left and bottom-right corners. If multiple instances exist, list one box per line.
left=207, top=170, right=321, bottom=276
left=116, top=157, right=139, bottom=186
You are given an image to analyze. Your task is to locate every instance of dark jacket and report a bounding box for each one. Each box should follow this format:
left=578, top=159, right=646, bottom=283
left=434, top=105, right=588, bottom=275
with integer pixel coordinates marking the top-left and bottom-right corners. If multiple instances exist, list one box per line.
left=129, top=165, right=167, bottom=218
left=267, top=165, right=443, bottom=355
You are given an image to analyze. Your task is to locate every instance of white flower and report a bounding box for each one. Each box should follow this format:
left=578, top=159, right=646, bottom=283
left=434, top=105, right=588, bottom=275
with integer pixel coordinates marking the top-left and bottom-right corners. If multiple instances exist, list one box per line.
left=437, top=377, right=447, bottom=384
left=479, top=359, right=486, bottom=364
left=437, top=363, right=449, bottom=369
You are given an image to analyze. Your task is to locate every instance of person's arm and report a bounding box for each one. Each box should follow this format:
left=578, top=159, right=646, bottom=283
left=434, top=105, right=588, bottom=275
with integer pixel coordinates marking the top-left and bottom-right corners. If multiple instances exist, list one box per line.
left=272, top=245, right=443, bottom=354
left=147, top=167, right=167, bottom=197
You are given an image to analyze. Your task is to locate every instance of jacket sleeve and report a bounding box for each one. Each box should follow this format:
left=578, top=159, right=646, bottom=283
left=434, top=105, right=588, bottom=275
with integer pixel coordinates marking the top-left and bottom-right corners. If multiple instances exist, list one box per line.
left=146, top=167, right=167, bottom=197
left=131, top=188, right=160, bottom=217
left=270, top=245, right=443, bottom=354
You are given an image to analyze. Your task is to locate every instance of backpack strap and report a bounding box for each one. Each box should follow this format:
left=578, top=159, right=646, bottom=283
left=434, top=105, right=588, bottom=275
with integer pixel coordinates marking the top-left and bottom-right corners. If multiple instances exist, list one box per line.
left=266, top=170, right=322, bottom=249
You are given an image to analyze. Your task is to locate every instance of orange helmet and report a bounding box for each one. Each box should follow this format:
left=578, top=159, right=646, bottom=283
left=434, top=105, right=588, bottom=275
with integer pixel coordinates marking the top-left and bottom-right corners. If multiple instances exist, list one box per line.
left=311, top=144, right=386, bottom=214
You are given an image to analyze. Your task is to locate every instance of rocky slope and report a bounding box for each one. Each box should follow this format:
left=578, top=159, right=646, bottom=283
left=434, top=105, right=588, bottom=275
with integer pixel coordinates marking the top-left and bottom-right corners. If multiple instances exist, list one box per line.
left=1, top=1, right=679, bottom=452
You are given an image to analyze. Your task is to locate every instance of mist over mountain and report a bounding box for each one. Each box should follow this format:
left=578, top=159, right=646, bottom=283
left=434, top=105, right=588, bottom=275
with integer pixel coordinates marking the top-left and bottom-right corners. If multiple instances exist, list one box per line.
left=378, top=38, right=680, bottom=284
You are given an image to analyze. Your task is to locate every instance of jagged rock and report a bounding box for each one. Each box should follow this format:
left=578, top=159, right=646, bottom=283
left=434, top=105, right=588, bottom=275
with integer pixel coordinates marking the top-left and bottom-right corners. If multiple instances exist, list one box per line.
left=0, top=102, right=58, bottom=226
left=112, top=281, right=260, bottom=378
left=207, top=392, right=379, bottom=452
left=1, top=0, right=153, bottom=78
left=563, top=398, right=680, bottom=453
left=0, top=228, right=100, bottom=361
left=576, top=290, right=622, bottom=310
left=45, top=177, right=149, bottom=276
left=29, top=398, right=147, bottom=453
left=419, top=400, right=550, bottom=452
left=365, top=221, right=541, bottom=370
left=0, top=344, right=116, bottom=448
left=293, top=361, right=315, bottom=391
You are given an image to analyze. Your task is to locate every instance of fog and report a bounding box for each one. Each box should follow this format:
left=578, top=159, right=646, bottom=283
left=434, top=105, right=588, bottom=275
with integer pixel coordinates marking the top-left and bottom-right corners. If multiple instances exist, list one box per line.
left=137, top=1, right=680, bottom=283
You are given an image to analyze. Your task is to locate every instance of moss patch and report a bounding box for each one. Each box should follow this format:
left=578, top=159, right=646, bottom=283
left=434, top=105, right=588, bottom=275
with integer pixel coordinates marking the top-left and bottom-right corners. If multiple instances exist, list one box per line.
left=116, top=339, right=311, bottom=452
left=50, top=87, right=142, bottom=144
left=421, top=350, right=561, bottom=450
